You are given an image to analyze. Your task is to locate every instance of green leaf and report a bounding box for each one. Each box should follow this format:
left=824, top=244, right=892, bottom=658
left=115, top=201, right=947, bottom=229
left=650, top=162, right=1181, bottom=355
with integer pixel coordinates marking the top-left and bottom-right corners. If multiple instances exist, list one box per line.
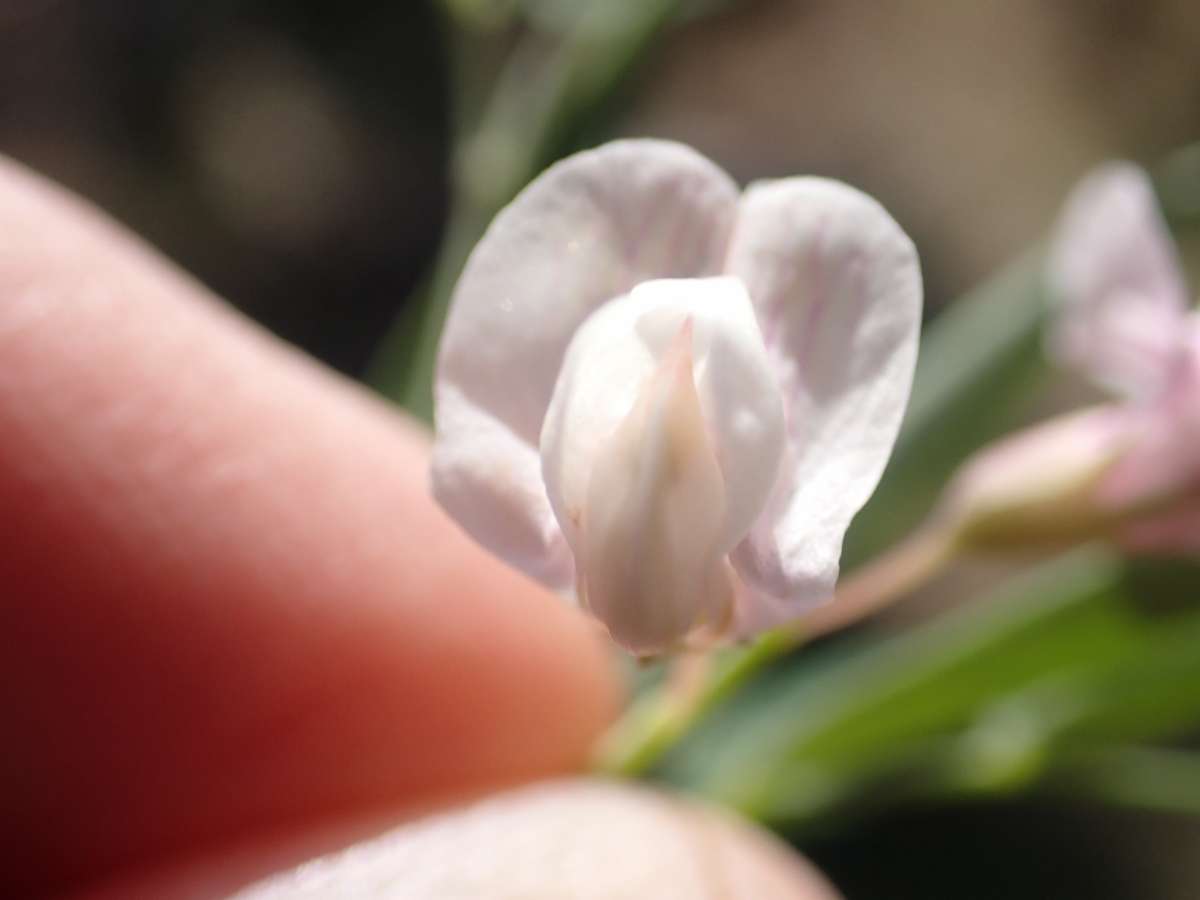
left=662, top=552, right=1200, bottom=827
left=1047, top=745, right=1200, bottom=817
left=661, top=549, right=1122, bottom=814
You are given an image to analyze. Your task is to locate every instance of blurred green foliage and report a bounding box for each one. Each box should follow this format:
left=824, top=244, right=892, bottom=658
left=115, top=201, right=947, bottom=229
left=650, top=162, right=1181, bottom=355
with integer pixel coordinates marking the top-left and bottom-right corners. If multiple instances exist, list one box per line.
left=657, top=549, right=1200, bottom=827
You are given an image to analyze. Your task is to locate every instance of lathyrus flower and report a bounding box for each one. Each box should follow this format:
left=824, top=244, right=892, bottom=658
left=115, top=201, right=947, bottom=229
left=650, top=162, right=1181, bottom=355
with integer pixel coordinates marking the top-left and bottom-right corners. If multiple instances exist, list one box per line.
left=936, top=162, right=1200, bottom=554
left=430, top=139, right=922, bottom=655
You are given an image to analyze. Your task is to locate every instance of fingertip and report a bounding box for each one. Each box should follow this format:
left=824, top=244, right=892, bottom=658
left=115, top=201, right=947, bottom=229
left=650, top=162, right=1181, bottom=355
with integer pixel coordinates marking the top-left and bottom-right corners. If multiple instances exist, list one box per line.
left=0, top=155, right=619, bottom=896
left=68, top=781, right=838, bottom=900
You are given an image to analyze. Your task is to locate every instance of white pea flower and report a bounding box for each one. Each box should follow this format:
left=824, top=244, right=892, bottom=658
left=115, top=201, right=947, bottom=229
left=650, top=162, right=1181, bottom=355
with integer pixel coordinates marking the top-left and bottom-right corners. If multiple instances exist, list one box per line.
left=431, top=139, right=922, bottom=655
left=937, top=162, right=1200, bottom=555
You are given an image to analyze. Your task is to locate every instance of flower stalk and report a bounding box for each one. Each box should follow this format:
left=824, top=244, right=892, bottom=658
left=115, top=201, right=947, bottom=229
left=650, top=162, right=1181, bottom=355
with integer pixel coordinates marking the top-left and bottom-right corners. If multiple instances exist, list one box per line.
left=594, top=526, right=961, bottom=776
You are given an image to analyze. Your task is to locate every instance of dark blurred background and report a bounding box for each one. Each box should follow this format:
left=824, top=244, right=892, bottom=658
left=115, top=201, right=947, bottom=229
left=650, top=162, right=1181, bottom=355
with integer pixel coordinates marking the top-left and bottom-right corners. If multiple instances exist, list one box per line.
left=5, top=1, right=1199, bottom=378
left=4, top=1, right=1200, bottom=897
left=0, top=0, right=450, bottom=376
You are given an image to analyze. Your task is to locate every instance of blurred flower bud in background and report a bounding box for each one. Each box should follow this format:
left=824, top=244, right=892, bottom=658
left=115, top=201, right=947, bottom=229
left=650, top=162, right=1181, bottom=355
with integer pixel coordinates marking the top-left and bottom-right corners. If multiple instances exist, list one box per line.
left=933, top=163, right=1200, bottom=555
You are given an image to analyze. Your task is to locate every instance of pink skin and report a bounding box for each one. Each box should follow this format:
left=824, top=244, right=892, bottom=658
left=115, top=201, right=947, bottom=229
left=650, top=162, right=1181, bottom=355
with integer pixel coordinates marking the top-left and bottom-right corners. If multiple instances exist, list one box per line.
left=0, top=154, right=619, bottom=898
left=0, top=153, right=836, bottom=900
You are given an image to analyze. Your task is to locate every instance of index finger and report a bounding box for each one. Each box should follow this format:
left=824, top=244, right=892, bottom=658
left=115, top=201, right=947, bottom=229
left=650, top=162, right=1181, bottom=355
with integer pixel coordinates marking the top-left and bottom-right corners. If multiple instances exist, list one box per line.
left=0, top=157, right=618, bottom=897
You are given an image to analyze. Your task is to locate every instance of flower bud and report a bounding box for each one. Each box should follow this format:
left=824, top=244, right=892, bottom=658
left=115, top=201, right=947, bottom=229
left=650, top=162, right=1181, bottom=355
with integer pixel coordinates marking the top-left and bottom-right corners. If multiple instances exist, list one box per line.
left=934, top=407, right=1133, bottom=549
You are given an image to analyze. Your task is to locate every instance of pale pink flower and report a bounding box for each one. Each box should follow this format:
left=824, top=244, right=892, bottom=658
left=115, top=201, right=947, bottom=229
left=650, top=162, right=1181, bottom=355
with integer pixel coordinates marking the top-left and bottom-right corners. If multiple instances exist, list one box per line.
left=941, top=163, right=1200, bottom=553
left=430, top=139, right=922, bottom=655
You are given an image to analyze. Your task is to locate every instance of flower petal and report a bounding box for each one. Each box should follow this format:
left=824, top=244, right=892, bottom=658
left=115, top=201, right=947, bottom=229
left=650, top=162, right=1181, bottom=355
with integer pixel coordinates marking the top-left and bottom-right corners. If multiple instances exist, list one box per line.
left=431, top=383, right=577, bottom=586
left=540, top=277, right=785, bottom=652
left=540, top=277, right=785, bottom=560
left=582, top=320, right=733, bottom=654
left=723, top=178, right=922, bottom=633
left=432, top=140, right=739, bottom=585
left=1097, top=314, right=1200, bottom=512
left=1047, top=162, right=1190, bottom=398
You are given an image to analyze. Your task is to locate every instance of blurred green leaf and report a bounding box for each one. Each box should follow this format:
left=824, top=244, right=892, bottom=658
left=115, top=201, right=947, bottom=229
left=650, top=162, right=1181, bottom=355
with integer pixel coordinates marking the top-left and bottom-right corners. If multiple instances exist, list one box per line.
left=440, top=0, right=518, bottom=32
left=660, top=551, right=1200, bottom=826
left=660, top=548, right=1118, bottom=814
left=514, top=0, right=756, bottom=35
left=1053, top=614, right=1200, bottom=745
left=1048, top=745, right=1200, bottom=817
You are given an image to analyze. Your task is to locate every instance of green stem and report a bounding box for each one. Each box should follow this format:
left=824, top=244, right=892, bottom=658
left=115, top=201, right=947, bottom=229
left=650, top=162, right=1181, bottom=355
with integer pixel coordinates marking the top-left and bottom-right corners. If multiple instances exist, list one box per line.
left=592, top=630, right=791, bottom=775
left=1048, top=744, right=1200, bottom=817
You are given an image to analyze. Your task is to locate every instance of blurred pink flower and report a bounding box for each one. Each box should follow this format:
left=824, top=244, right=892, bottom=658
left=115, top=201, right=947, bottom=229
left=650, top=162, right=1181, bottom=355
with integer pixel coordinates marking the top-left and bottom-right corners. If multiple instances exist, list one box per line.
left=942, top=163, right=1200, bottom=553
left=430, top=139, right=922, bottom=654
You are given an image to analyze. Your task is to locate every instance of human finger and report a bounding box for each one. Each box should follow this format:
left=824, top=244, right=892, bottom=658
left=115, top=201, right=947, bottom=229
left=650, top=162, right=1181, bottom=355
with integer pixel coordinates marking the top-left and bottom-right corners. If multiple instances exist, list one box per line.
left=0, top=156, right=619, bottom=897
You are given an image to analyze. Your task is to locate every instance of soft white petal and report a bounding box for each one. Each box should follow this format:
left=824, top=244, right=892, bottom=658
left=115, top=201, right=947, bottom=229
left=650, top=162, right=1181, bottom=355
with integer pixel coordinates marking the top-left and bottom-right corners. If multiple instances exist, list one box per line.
left=432, top=140, right=738, bottom=583
left=540, top=278, right=785, bottom=559
left=440, top=140, right=740, bottom=444
left=724, top=178, right=922, bottom=633
left=583, top=320, right=734, bottom=654
left=431, top=384, right=576, bottom=586
left=1047, top=162, right=1190, bottom=398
